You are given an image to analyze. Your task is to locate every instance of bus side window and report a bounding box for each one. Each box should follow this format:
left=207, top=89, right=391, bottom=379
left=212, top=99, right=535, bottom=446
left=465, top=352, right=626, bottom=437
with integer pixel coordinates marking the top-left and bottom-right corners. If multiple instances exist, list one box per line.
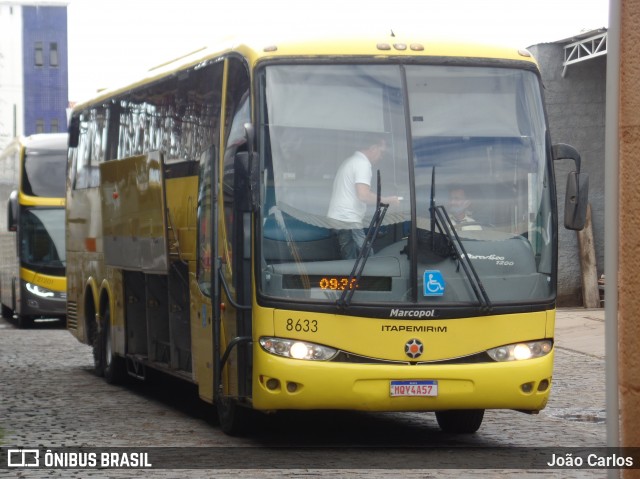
left=196, top=63, right=224, bottom=296
left=74, top=108, right=107, bottom=189
left=197, top=147, right=216, bottom=295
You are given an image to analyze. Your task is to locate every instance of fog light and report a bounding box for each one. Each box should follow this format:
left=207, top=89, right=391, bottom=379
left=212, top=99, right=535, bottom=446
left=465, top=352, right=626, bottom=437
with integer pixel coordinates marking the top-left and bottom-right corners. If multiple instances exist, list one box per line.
left=286, top=382, right=298, bottom=393
left=266, top=378, right=280, bottom=390
left=521, top=382, right=534, bottom=393
left=538, top=379, right=550, bottom=392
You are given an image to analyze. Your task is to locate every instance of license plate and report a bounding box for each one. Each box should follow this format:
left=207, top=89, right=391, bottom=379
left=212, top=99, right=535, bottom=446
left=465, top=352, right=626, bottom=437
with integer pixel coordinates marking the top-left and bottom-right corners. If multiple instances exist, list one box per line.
left=390, top=380, right=438, bottom=397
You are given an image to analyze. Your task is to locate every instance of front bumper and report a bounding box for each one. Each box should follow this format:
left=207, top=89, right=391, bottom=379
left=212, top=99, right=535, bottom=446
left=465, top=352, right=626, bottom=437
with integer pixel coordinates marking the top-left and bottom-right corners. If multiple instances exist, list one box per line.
left=252, top=345, right=553, bottom=412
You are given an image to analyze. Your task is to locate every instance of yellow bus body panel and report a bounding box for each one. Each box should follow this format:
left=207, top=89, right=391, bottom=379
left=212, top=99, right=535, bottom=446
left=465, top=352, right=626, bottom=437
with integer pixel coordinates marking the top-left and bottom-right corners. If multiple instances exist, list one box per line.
left=253, top=307, right=553, bottom=412
left=20, top=267, right=66, bottom=292
left=18, top=192, right=65, bottom=207
left=165, top=176, right=198, bottom=261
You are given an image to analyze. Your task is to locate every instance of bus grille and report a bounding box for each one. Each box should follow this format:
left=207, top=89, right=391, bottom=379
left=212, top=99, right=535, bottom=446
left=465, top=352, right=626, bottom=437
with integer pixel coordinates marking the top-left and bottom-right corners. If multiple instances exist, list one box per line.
left=67, top=301, right=78, bottom=330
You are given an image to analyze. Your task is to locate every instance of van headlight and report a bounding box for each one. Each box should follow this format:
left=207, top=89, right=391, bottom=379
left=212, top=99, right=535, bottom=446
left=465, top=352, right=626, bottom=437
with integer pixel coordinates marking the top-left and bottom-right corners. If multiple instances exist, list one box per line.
left=487, top=340, right=552, bottom=362
left=259, top=337, right=338, bottom=361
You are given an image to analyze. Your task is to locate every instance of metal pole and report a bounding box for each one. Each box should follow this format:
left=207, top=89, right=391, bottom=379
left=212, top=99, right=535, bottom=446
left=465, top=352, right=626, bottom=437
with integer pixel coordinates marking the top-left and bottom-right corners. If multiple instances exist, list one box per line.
left=604, top=0, right=620, bottom=472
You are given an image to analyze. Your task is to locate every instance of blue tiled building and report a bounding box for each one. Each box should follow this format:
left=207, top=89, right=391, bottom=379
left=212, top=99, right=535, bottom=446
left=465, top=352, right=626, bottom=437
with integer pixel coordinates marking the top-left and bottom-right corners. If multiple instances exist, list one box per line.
left=0, top=2, right=68, bottom=148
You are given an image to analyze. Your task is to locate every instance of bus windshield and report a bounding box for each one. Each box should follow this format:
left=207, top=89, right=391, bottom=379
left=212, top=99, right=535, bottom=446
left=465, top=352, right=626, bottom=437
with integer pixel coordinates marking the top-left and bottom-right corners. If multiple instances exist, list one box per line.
left=20, top=208, right=66, bottom=275
left=259, top=63, right=552, bottom=308
left=22, top=147, right=67, bottom=197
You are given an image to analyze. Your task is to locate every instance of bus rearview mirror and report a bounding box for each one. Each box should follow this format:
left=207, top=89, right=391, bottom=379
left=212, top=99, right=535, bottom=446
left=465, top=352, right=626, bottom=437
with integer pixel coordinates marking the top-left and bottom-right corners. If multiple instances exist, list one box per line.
left=564, top=171, right=589, bottom=231
left=7, top=190, right=18, bottom=232
left=68, top=116, right=80, bottom=148
left=552, top=143, right=589, bottom=231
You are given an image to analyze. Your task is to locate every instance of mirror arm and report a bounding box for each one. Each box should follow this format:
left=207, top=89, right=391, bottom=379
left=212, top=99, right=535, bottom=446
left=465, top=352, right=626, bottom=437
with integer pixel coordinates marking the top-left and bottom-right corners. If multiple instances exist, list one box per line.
left=552, top=143, right=581, bottom=173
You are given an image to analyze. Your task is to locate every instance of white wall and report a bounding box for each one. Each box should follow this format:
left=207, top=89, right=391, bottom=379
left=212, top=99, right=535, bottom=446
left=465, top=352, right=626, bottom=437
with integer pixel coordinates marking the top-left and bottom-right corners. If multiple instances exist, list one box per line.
left=0, top=3, right=24, bottom=149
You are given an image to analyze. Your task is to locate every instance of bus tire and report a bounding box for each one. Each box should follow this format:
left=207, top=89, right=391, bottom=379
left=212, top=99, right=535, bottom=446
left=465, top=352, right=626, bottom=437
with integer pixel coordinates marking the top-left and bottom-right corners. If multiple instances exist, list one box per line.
left=101, top=304, right=126, bottom=384
left=92, top=320, right=105, bottom=377
left=1, top=303, right=12, bottom=319
left=435, top=409, right=485, bottom=434
left=17, top=315, right=33, bottom=329
left=216, top=396, right=253, bottom=436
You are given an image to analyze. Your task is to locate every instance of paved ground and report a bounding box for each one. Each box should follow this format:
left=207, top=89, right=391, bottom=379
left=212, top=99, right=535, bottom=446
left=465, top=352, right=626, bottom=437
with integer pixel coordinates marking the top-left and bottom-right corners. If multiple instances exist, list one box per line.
left=0, top=309, right=610, bottom=478
left=554, top=308, right=604, bottom=359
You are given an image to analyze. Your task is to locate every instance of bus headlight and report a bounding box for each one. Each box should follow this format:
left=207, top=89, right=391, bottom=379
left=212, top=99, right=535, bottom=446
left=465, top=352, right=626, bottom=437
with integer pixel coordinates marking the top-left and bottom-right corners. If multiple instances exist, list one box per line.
left=25, top=283, right=55, bottom=298
left=259, top=337, right=338, bottom=361
left=487, top=340, right=552, bottom=362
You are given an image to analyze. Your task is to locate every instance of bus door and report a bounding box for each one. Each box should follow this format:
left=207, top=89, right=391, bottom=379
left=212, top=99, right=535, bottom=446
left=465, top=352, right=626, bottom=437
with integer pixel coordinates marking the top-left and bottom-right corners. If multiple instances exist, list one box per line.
left=216, top=57, right=253, bottom=419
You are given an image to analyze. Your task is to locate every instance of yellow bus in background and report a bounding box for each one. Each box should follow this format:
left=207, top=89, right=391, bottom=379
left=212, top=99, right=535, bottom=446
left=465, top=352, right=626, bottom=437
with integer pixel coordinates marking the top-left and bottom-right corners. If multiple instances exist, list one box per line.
left=65, top=35, right=588, bottom=435
left=0, top=134, right=68, bottom=328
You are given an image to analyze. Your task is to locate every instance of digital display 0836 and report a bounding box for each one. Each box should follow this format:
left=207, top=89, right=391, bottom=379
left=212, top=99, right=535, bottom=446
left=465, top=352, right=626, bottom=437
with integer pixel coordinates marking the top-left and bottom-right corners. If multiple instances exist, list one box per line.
left=282, top=275, right=392, bottom=291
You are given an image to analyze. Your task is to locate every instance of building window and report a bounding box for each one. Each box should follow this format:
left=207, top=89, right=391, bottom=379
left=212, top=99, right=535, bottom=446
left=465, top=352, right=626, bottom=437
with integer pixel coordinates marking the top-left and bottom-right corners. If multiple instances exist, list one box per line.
left=50, top=43, right=58, bottom=67
left=51, top=119, right=59, bottom=133
left=34, top=42, right=43, bottom=67
left=36, top=119, right=44, bottom=133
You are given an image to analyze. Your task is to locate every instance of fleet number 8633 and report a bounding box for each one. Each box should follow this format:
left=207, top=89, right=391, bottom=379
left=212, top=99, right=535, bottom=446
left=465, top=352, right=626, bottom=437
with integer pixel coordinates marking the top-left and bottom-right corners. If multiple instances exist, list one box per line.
left=286, top=318, right=318, bottom=332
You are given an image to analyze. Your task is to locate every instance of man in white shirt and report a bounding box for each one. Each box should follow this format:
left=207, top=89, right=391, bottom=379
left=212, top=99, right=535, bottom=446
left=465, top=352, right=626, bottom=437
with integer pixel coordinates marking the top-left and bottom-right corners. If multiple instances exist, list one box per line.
left=327, top=137, right=399, bottom=259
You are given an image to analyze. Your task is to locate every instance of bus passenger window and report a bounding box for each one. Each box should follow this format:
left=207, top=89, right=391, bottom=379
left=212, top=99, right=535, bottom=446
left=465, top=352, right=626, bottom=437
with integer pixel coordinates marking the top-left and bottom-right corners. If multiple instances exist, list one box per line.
left=74, top=108, right=107, bottom=189
left=195, top=62, right=224, bottom=295
left=197, top=148, right=215, bottom=295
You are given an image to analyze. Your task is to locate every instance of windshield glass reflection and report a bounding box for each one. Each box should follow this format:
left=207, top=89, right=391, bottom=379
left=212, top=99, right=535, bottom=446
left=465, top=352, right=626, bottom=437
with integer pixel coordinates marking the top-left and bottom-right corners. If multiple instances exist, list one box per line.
left=259, top=63, right=552, bottom=308
left=20, top=208, right=66, bottom=275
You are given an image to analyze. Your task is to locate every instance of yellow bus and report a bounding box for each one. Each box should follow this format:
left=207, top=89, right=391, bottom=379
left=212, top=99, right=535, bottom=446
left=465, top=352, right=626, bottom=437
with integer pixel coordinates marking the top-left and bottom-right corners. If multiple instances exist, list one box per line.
left=0, top=134, right=68, bottom=328
left=65, top=35, right=588, bottom=435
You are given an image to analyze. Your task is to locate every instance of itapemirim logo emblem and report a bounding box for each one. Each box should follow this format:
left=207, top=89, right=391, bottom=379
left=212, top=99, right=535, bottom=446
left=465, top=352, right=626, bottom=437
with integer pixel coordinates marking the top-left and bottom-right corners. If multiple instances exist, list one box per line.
left=404, top=338, right=424, bottom=359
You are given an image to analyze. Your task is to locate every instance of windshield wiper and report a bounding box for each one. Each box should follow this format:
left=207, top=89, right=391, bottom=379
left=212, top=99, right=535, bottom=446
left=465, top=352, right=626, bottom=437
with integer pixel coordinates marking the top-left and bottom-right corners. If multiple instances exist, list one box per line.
left=429, top=168, right=492, bottom=313
left=338, top=170, right=388, bottom=309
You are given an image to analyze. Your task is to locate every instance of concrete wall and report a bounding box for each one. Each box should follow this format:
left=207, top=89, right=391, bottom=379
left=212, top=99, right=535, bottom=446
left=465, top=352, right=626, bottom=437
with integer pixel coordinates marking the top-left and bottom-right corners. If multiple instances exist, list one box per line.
left=528, top=43, right=606, bottom=307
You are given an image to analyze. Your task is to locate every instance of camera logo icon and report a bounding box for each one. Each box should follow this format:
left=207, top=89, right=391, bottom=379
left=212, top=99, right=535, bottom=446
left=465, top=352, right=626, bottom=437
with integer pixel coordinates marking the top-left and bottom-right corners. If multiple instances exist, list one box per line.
left=7, top=449, right=40, bottom=467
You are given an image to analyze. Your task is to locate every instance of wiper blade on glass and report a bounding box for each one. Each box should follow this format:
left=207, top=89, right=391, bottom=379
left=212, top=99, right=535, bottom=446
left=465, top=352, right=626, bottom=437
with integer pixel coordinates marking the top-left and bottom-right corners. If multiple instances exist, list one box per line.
left=428, top=166, right=491, bottom=312
left=338, top=170, right=388, bottom=309
left=433, top=204, right=493, bottom=313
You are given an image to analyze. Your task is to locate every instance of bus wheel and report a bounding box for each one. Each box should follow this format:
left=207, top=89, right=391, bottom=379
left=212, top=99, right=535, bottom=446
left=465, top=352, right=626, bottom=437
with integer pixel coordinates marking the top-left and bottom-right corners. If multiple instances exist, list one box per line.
left=435, top=409, right=485, bottom=433
left=101, top=305, right=126, bottom=384
left=17, top=315, right=33, bottom=329
left=92, top=321, right=105, bottom=377
left=216, top=396, right=252, bottom=436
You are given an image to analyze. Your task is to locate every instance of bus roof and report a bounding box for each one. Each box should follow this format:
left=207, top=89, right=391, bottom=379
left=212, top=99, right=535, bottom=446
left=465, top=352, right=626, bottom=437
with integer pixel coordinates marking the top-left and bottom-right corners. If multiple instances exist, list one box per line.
left=72, top=34, right=539, bottom=111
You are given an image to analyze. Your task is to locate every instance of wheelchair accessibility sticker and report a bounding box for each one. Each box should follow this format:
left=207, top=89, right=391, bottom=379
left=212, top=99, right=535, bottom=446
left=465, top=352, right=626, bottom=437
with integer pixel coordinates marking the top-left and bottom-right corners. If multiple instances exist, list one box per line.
left=423, top=270, right=445, bottom=296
